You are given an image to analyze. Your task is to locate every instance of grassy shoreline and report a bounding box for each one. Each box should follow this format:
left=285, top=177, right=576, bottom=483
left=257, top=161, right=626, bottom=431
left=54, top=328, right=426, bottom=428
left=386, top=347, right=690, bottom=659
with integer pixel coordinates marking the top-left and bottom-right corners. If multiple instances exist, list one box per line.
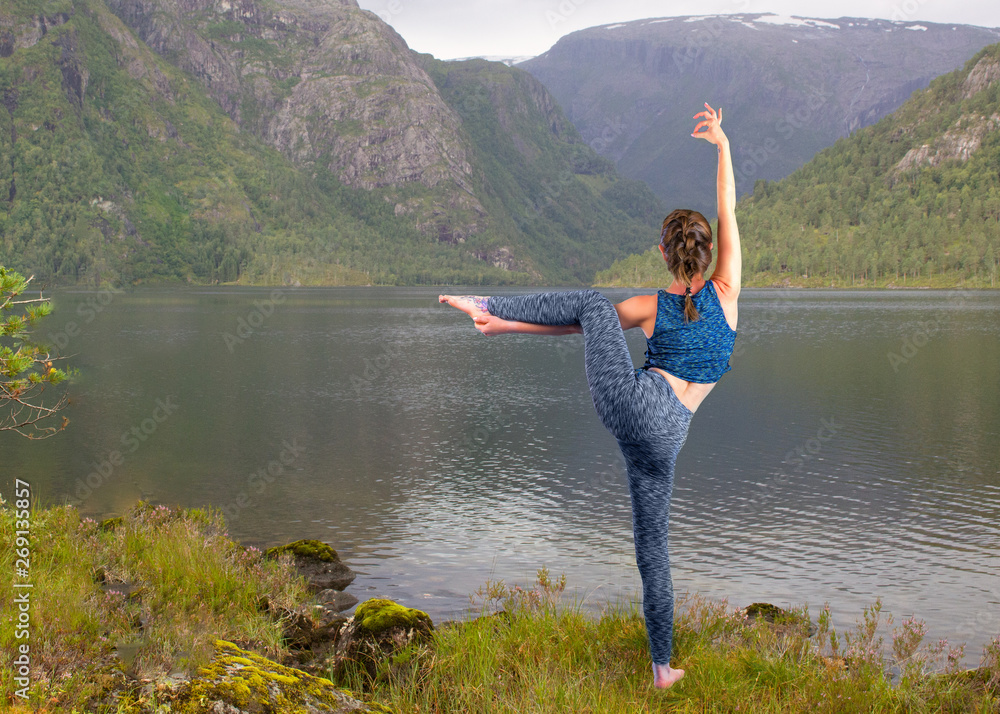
left=592, top=248, right=1000, bottom=290
left=3, top=499, right=998, bottom=712
left=30, top=269, right=1000, bottom=290
left=595, top=274, right=1000, bottom=290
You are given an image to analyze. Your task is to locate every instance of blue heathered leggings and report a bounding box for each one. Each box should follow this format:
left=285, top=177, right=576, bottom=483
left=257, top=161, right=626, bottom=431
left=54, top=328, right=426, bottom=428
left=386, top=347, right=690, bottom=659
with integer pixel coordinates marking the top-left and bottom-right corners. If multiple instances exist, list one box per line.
left=486, top=289, right=693, bottom=666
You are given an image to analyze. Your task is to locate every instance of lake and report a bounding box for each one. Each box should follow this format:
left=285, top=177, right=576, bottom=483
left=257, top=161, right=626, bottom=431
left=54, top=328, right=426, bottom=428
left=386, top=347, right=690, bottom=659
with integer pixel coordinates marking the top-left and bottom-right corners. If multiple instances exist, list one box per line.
left=3, top=286, right=999, bottom=664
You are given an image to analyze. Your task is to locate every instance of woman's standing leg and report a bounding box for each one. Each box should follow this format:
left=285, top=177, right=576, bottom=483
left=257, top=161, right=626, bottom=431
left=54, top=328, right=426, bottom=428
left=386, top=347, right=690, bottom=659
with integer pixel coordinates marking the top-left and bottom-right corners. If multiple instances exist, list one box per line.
left=618, top=415, right=689, bottom=686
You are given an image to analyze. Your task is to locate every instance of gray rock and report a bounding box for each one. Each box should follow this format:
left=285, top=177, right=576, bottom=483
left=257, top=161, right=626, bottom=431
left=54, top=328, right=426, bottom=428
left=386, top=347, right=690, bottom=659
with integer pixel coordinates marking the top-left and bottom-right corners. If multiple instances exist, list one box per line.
left=316, top=589, right=359, bottom=612
left=297, top=558, right=356, bottom=592
left=264, top=539, right=357, bottom=592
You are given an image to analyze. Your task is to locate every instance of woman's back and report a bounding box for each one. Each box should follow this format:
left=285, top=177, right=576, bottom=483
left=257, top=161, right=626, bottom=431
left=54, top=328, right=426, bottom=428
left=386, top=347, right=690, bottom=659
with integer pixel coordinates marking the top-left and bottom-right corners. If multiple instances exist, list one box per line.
left=643, top=281, right=737, bottom=384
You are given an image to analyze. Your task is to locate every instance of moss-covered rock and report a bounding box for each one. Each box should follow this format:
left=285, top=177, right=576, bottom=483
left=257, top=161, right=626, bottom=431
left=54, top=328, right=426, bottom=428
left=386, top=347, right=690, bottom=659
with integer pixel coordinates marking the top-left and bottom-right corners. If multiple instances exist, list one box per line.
left=169, top=639, right=390, bottom=713
left=331, top=599, right=434, bottom=685
left=265, top=539, right=357, bottom=592
left=742, top=602, right=817, bottom=637
left=353, top=599, right=433, bottom=637
left=98, top=516, right=124, bottom=532
left=266, top=539, right=340, bottom=563
left=744, top=602, right=789, bottom=622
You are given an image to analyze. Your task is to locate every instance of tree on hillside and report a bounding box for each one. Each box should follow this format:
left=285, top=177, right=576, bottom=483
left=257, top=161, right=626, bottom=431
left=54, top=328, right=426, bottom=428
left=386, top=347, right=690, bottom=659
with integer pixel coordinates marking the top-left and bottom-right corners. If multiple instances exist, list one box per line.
left=1, top=267, right=71, bottom=438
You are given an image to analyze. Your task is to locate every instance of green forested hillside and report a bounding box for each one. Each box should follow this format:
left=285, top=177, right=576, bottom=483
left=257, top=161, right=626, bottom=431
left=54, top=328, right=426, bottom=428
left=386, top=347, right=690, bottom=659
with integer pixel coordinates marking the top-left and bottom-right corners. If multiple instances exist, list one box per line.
left=596, top=44, right=1000, bottom=289
left=419, top=56, right=663, bottom=283
left=0, top=0, right=661, bottom=286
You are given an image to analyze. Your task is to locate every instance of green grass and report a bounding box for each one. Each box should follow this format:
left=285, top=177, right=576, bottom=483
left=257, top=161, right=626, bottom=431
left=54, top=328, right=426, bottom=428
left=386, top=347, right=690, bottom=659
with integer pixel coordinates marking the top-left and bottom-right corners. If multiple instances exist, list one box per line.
left=0, top=498, right=311, bottom=711
left=2, top=499, right=998, bottom=712
left=337, top=574, right=1000, bottom=713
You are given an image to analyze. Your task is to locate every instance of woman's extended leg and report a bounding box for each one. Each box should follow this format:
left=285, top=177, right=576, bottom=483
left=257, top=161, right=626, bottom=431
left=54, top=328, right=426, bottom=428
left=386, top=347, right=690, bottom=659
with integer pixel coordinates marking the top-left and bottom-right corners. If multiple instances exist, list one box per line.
left=486, top=290, right=642, bottom=442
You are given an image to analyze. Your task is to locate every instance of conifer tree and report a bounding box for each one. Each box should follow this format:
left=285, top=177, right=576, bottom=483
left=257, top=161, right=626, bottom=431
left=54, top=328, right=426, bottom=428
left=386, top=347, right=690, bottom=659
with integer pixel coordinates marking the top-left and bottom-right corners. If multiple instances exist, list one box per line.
left=1, top=267, right=70, bottom=438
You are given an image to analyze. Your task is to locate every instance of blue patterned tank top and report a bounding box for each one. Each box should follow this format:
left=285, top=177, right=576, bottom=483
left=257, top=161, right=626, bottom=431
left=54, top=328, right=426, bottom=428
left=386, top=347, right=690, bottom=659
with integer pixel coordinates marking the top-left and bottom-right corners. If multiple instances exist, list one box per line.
left=640, top=280, right=737, bottom=384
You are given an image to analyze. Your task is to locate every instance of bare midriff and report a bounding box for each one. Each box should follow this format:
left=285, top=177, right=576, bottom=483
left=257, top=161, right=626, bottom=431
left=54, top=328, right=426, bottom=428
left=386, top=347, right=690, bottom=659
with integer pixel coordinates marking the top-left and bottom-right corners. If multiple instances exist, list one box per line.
left=648, top=367, right=717, bottom=414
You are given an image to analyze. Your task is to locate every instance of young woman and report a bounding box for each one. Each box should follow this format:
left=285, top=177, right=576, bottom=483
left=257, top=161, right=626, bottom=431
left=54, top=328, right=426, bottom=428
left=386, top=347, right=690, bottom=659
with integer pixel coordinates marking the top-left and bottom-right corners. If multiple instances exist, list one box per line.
left=439, top=103, right=740, bottom=689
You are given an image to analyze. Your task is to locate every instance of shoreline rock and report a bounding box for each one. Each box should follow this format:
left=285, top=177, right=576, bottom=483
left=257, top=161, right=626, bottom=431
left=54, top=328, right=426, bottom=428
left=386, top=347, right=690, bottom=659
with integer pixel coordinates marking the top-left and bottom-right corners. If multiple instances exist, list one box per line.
left=165, top=639, right=392, bottom=713
left=741, top=601, right=818, bottom=637
left=261, top=540, right=435, bottom=685
left=260, top=539, right=361, bottom=672
left=318, top=588, right=360, bottom=613
left=330, top=598, right=435, bottom=684
left=257, top=540, right=435, bottom=683
left=265, top=539, right=358, bottom=592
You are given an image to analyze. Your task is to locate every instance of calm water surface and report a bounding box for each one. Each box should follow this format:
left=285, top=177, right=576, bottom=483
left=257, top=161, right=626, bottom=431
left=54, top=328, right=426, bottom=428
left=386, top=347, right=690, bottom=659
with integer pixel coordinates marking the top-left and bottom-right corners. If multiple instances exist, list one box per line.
left=3, top=287, right=999, bottom=663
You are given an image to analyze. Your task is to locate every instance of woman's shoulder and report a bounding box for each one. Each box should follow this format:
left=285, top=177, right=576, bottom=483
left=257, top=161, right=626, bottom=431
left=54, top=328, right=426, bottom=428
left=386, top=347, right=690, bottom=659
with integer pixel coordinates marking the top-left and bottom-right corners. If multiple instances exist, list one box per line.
left=614, top=293, right=659, bottom=332
left=644, top=292, right=663, bottom=312
left=625, top=292, right=661, bottom=307
left=703, top=280, right=722, bottom=298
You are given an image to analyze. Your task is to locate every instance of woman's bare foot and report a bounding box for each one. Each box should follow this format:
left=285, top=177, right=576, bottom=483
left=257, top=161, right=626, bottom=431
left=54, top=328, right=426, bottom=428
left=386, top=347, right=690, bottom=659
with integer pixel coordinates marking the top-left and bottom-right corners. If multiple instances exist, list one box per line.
left=652, top=662, right=685, bottom=689
left=438, top=295, right=490, bottom=319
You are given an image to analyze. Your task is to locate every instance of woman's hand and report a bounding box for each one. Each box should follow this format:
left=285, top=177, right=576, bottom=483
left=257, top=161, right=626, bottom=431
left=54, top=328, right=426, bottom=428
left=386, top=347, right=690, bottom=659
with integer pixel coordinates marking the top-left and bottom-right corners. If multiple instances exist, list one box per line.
left=473, top=314, right=512, bottom=336
left=692, top=103, right=728, bottom=147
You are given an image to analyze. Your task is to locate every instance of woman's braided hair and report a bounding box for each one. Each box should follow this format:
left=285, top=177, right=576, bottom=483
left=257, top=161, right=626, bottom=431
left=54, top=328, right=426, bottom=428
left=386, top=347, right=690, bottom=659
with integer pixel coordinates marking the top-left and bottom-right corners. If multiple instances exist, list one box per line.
left=660, top=209, right=713, bottom=323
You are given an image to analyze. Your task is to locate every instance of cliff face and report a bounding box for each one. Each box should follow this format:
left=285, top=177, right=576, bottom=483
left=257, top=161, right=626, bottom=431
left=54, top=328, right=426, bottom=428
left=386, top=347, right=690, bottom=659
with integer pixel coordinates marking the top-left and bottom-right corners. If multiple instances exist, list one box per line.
left=104, top=0, right=484, bottom=237
left=892, top=53, right=1000, bottom=174
left=522, top=14, right=1000, bottom=217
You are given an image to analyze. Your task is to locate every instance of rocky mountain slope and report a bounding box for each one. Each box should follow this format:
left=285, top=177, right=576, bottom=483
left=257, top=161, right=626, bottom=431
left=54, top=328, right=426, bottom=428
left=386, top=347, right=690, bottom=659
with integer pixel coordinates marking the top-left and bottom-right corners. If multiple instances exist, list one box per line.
left=0, top=0, right=661, bottom=285
left=103, top=0, right=484, bottom=239
left=522, top=14, right=1000, bottom=218
left=595, top=43, right=1000, bottom=288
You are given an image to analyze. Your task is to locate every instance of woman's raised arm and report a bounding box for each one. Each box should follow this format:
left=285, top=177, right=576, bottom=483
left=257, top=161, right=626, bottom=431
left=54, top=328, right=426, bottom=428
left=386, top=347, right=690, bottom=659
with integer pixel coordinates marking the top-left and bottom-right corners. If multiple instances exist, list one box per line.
left=692, top=104, right=741, bottom=299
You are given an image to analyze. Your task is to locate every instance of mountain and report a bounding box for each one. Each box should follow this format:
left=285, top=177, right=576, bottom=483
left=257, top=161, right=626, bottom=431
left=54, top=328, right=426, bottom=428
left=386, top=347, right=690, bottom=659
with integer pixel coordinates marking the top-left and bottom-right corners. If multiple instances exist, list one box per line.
left=522, top=14, right=1000, bottom=219
left=594, top=43, right=1000, bottom=289
left=0, top=0, right=661, bottom=285
left=445, top=56, right=535, bottom=66
left=417, top=55, right=663, bottom=281
left=103, top=0, right=485, bottom=241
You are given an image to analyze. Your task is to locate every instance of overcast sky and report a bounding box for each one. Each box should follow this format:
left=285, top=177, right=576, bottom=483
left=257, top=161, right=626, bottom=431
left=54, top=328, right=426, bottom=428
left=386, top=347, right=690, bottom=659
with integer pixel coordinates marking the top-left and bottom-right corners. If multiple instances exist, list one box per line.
left=354, top=0, right=999, bottom=59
